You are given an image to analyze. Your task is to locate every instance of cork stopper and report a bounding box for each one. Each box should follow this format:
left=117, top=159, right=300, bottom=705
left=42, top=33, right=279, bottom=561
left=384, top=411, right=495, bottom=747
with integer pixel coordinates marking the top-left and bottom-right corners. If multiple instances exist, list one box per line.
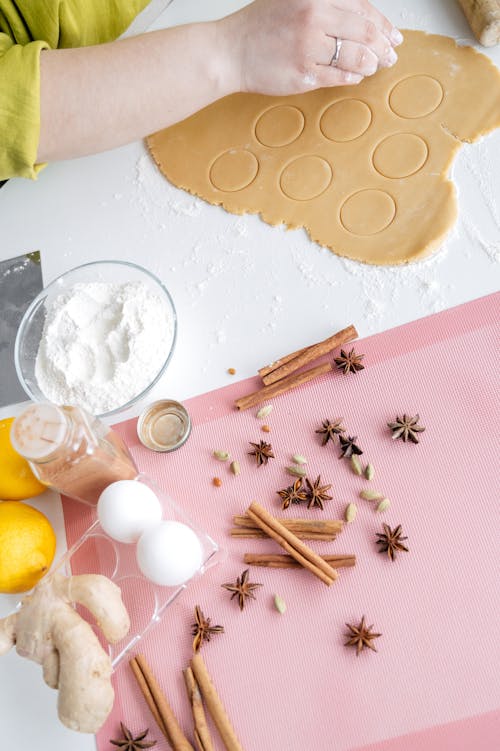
left=10, top=404, right=68, bottom=460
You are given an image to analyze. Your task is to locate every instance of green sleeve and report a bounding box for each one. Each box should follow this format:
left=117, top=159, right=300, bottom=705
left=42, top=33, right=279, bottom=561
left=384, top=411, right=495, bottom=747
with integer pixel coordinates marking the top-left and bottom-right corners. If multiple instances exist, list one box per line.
left=0, top=35, right=49, bottom=179
left=0, top=0, right=150, bottom=180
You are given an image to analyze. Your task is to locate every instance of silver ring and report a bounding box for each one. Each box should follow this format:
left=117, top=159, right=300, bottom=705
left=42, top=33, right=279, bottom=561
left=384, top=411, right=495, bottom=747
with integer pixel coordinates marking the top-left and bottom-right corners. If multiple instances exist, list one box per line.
left=330, top=37, right=342, bottom=67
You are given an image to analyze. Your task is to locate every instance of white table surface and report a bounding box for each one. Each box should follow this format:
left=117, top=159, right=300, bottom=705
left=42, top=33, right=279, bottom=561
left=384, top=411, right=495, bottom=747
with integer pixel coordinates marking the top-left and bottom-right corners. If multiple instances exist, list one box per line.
left=0, top=1, right=498, bottom=748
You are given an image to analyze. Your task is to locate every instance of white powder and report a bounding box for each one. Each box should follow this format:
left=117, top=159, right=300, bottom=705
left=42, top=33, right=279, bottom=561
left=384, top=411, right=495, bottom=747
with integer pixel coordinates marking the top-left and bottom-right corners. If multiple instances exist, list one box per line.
left=35, top=281, right=174, bottom=414
left=303, top=72, right=317, bottom=87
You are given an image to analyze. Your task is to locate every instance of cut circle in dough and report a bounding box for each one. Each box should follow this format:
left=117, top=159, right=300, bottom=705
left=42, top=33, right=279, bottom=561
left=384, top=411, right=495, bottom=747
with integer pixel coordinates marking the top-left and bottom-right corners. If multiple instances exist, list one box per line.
left=209, top=149, right=259, bottom=192
left=389, top=75, right=444, bottom=118
left=320, top=99, right=372, bottom=142
left=255, top=105, right=305, bottom=147
left=372, top=133, right=429, bottom=178
left=340, top=190, right=396, bottom=235
left=279, top=156, right=332, bottom=200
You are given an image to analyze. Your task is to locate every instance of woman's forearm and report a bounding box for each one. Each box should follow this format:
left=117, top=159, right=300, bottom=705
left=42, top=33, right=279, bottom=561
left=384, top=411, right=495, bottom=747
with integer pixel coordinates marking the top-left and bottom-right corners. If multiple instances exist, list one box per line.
left=38, top=21, right=235, bottom=162
left=37, top=1, right=400, bottom=164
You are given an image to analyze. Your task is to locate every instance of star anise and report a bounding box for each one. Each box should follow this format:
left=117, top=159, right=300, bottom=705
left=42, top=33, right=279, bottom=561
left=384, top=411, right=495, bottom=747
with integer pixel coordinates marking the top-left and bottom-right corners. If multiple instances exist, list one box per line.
left=338, top=435, right=363, bottom=459
left=344, top=616, right=381, bottom=656
left=388, top=414, right=425, bottom=443
left=248, top=440, right=275, bottom=466
left=110, top=723, right=157, bottom=751
left=221, top=569, right=262, bottom=610
left=277, top=477, right=308, bottom=509
left=334, top=348, right=365, bottom=374
left=305, top=475, right=333, bottom=510
left=375, top=523, right=409, bottom=561
left=191, top=605, right=224, bottom=652
left=315, top=418, right=345, bottom=445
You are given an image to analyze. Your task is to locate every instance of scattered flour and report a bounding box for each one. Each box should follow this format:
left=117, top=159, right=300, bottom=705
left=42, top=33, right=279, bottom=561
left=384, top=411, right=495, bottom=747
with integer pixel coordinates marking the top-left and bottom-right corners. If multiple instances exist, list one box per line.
left=128, top=136, right=496, bottom=348
left=35, top=281, right=174, bottom=415
left=462, top=217, right=500, bottom=263
left=303, top=72, right=318, bottom=87
left=461, top=143, right=500, bottom=229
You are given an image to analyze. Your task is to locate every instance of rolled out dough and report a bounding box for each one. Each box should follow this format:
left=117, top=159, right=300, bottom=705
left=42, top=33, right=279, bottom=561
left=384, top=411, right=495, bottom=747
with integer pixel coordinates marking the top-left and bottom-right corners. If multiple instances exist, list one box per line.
left=147, top=30, right=500, bottom=265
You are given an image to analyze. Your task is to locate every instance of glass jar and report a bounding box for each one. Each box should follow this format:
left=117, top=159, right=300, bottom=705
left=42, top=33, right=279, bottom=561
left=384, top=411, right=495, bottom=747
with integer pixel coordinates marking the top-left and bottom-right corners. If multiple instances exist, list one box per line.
left=10, top=403, right=138, bottom=505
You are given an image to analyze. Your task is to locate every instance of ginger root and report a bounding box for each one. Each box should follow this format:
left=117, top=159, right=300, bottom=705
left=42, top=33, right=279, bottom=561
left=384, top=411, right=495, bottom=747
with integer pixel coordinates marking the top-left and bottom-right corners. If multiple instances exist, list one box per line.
left=0, top=573, right=130, bottom=733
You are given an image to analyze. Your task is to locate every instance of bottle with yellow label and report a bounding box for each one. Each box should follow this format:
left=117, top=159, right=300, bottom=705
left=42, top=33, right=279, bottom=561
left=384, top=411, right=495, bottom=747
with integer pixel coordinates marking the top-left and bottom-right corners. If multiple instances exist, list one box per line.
left=0, top=417, right=46, bottom=500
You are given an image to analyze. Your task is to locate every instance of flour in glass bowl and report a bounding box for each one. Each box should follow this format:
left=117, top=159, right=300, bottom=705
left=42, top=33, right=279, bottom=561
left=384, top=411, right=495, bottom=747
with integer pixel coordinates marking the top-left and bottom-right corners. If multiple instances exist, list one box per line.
left=35, top=281, right=174, bottom=414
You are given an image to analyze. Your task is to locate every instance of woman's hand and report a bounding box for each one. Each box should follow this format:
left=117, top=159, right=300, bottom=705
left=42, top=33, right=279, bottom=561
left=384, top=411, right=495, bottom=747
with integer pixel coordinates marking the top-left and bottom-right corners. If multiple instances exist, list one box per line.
left=220, top=0, right=403, bottom=95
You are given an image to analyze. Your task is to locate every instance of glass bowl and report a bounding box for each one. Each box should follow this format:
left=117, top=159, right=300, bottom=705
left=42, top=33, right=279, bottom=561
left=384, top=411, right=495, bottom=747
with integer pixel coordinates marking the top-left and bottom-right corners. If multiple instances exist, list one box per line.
left=14, top=260, right=177, bottom=419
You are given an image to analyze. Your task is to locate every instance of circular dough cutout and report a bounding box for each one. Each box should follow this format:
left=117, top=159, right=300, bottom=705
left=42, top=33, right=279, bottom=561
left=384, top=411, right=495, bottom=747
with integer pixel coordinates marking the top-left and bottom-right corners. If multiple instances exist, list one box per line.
left=255, top=105, right=305, bottom=147
left=320, top=99, right=372, bottom=142
left=279, top=156, right=332, bottom=201
left=372, top=133, right=429, bottom=178
left=209, top=149, right=259, bottom=192
left=340, top=190, right=396, bottom=235
left=389, top=75, right=444, bottom=118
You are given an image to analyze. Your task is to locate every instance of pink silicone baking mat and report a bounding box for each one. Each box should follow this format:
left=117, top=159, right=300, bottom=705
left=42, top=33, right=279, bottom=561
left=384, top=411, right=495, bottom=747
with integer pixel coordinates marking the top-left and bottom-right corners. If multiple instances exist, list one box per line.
left=63, top=292, right=500, bottom=750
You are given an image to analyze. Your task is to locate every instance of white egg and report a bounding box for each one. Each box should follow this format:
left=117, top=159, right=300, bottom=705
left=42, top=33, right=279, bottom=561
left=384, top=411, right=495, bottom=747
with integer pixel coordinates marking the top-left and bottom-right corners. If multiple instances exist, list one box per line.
left=97, top=480, right=162, bottom=543
left=136, top=521, right=203, bottom=586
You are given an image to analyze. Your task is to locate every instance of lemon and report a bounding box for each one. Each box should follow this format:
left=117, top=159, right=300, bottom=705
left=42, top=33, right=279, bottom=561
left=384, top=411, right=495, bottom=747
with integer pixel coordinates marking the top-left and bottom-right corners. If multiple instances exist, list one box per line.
left=0, top=501, right=56, bottom=593
left=0, top=417, right=46, bottom=500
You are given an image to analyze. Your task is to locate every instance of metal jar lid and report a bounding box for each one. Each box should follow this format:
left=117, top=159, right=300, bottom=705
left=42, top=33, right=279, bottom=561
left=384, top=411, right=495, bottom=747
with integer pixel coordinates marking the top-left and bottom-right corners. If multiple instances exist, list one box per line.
left=137, top=399, right=191, bottom=452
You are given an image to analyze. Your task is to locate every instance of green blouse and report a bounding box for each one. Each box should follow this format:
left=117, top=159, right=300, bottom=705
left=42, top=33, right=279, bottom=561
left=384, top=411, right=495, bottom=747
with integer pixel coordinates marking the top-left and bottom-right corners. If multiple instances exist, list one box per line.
left=0, top=0, right=149, bottom=180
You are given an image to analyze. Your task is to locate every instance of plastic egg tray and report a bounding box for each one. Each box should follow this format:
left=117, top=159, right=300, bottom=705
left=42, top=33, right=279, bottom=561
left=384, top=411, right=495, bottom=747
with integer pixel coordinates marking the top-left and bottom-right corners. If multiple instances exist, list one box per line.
left=53, top=474, right=222, bottom=667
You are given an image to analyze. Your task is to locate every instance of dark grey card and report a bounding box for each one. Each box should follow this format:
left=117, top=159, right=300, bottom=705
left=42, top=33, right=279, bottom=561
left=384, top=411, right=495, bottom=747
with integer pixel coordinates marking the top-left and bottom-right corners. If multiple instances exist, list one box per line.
left=0, top=252, right=43, bottom=407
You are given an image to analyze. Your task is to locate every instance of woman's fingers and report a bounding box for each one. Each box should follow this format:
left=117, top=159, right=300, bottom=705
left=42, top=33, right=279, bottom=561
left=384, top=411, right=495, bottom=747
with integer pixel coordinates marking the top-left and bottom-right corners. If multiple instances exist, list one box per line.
left=221, top=0, right=401, bottom=96
left=324, top=9, right=400, bottom=67
left=328, top=0, right=402, bottom=47
left=330, top=39, right=379, bottom=76
left=317, top=36, right=396, bottom=76
left=313, top=64, right=364, bottom=88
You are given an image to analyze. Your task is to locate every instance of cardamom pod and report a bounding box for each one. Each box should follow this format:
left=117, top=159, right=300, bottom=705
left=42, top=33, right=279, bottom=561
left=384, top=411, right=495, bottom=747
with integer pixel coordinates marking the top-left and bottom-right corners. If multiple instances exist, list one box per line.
left=292, top=454, right=307, bottom=465
left=376, top=498, right=390, bottom=512
left=350, top=455, right=363, bottom=476
left=365, top=463, right=375, bottom=481
left=345, top=502, right=357, bottom=523
left=285, top=465, right=307, bottom=478
left=213, top=450, right=230, bottom=461
left=274, top=594, right=286, bottom=614
left=230, top=460, right=240, bottom=476
left=359, top=489, right=384, bottom=501
left=256, top=405, right=273, bottom=419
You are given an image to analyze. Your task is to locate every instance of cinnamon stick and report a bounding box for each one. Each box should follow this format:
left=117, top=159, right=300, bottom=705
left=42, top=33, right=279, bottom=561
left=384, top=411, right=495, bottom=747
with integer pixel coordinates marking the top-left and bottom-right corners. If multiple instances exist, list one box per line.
left=258, top=326, right=355, bottom=379
left=258, top=348, right=304, bottom=378
left=183, top=667, right=215, bottom=751
left=231, top=529, right=336, bottom=541
left=129, top=657, right=169, bottom=740
left=233, top=515, right=343, bottom=537
left=235, top=362, right=332, bottom=411
left=259, top=324, right=358, bottom=385
left=246, top=502, right=338, bottom=586
left=130, top=655, right=195, bottom=751
left=190, top=652, right=245, bottom=751
left=244, top=552, right=356, bottom=569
